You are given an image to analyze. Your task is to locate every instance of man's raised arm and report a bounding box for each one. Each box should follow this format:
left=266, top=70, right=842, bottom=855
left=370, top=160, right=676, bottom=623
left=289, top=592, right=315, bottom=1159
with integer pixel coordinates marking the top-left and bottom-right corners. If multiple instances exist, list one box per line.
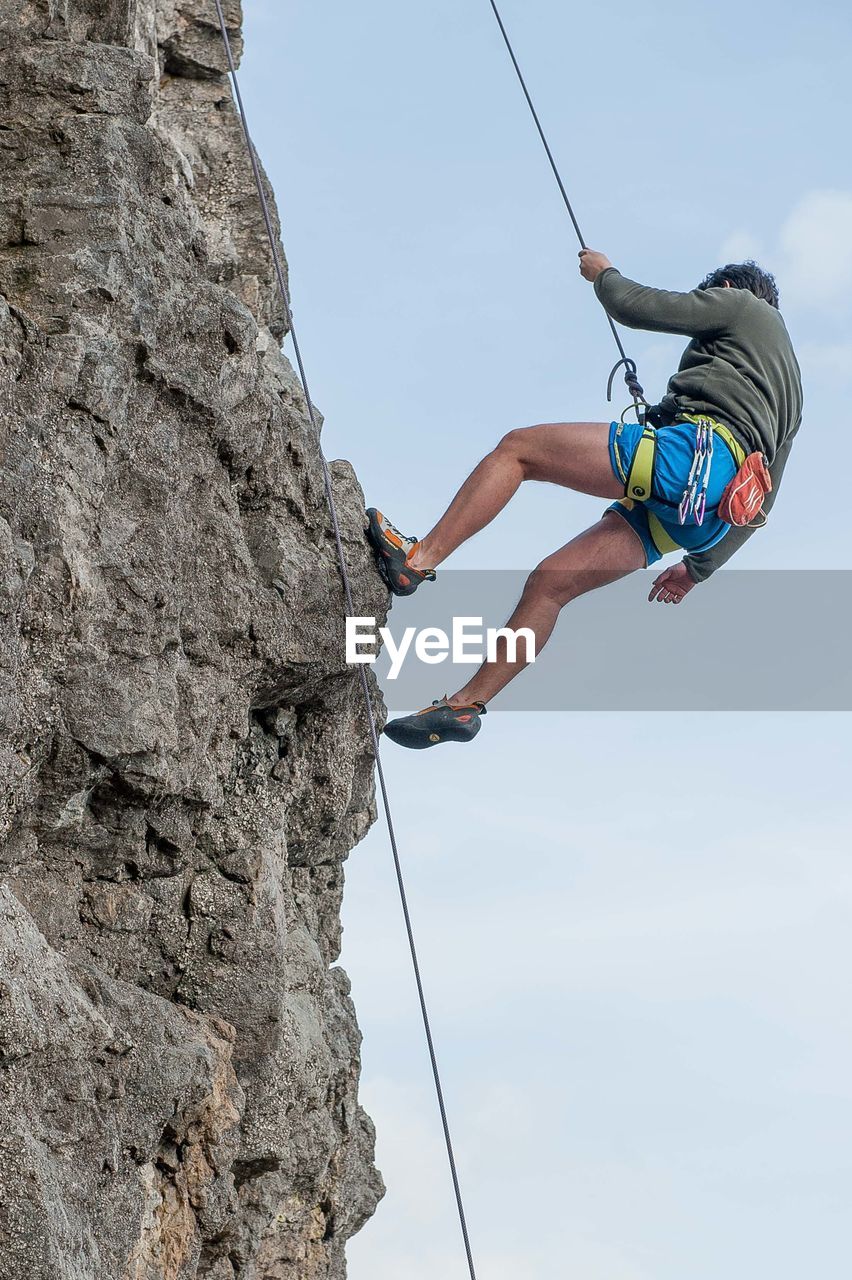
left=579, top=251, right=734, bottom=338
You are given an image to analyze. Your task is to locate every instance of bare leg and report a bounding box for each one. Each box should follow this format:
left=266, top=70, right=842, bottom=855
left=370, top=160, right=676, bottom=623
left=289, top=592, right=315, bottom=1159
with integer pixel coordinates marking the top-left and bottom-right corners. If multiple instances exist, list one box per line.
left=449, top=512, right=646, bottom=707
left=409, top=421, right=622, bottom=571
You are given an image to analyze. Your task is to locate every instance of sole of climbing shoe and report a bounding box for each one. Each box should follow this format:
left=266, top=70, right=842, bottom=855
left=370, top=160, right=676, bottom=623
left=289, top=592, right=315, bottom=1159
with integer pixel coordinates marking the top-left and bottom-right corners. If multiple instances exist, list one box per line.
left=383, top=699, right=485, bottom=749
left=366, top=508, right=435, bottom=597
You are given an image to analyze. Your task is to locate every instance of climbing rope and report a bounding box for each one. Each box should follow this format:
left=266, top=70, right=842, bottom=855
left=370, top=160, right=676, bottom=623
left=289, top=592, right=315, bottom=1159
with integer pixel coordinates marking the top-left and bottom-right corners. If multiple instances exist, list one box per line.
left=485, top=0, right=648, bottom=412
left=211, top=6, right=479, bottom=1278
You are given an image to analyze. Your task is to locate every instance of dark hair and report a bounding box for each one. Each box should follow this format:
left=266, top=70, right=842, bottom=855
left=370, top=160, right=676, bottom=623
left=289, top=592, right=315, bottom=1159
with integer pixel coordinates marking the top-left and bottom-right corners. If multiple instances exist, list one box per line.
left=698, top=260, right=779, bottom=308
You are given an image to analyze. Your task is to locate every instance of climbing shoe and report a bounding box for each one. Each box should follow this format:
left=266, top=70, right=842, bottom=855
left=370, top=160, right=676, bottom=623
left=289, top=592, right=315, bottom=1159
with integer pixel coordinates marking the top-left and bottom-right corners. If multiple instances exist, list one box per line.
left=383, top=698, right=486, bottom=749
left=366, top=508, right=436, bottom=597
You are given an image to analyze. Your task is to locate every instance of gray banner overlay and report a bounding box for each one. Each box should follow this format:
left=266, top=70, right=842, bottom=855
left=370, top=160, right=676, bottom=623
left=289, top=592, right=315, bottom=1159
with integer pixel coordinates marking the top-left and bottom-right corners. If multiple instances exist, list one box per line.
left=353, top=571, right=851, bottom=711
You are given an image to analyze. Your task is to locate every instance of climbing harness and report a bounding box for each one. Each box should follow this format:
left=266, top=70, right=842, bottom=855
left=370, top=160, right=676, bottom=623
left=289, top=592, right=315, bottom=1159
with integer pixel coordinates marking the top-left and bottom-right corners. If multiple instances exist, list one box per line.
left=211, top=7, right=478, bottom=1279
left=485, top=0, right=649, bottom=419
left=616, top=411, right=766, bottom=529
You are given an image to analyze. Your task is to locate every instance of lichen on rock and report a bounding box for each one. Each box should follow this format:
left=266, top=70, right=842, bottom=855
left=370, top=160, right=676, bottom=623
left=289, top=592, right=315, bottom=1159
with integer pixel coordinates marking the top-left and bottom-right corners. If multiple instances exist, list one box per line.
left=0, top=2, right=387, bottom=1275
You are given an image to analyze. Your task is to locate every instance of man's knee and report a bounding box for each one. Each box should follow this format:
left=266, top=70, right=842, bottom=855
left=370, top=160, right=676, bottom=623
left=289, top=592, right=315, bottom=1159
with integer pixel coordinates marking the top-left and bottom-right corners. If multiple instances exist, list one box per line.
left=524, top=560, right=582, bottom=609
left=495, top=427, right=534, bottom=474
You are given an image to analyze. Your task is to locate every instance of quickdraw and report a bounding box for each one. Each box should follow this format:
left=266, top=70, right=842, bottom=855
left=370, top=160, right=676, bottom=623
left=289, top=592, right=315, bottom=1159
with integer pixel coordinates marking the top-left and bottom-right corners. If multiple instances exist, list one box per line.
left=678, top=419, right=714, bottom=527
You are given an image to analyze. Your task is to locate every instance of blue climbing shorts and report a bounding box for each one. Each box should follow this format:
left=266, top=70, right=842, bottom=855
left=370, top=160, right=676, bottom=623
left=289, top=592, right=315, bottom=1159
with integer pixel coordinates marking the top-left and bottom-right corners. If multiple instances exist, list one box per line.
left=605, top=419, right=738, bottom=566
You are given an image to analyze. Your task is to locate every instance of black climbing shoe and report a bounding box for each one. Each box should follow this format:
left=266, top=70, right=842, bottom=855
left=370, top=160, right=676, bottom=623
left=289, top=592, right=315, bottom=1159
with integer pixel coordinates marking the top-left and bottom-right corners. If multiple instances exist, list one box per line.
left=366, top=508, right=436, bottom=597
left=383, top=698, right=486, bottom=749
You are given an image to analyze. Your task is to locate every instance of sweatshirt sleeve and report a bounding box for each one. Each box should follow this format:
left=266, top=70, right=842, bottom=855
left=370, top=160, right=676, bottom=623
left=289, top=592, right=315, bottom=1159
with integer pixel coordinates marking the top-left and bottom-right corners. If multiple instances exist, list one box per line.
left=683, top=433, right=796, bottom=582
left=594, top=268, right=734, bottom=338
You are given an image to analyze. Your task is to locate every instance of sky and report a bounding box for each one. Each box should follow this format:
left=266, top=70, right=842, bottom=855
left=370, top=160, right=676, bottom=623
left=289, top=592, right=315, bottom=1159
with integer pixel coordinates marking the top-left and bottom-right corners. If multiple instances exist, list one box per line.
left=238, top=2, right=852, bottom=1276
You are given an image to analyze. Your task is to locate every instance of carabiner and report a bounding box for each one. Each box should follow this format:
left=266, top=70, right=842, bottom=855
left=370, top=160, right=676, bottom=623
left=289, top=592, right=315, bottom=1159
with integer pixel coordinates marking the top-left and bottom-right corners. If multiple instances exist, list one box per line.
left=678, top=423, right=704, bottom=525
left=694, top=428, right=714, bottom=527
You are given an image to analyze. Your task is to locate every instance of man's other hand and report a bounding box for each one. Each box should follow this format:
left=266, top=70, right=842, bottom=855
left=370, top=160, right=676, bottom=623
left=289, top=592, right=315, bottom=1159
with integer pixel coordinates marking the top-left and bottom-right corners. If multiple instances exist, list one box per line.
left=579, top=249, right=613, bottom=282
left=648, top=562, right=696, bottom=605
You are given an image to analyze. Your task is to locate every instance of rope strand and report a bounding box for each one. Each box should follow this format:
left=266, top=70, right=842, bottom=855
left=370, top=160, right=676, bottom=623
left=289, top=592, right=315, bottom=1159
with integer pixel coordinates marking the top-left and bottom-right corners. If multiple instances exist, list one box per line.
left=211, top=5, right=478, bottom=1277
left=485, top=0, right=647, bottom=407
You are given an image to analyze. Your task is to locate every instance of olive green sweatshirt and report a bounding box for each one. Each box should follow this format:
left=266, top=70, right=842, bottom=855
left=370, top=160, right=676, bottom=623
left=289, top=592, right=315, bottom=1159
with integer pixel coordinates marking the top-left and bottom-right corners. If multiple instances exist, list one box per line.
left=594, top=268, right=803, bottom=581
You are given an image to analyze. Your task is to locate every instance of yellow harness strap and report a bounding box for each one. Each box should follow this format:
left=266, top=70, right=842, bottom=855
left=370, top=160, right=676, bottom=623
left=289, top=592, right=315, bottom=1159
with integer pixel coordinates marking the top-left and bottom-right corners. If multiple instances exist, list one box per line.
left=647, top=511, right=681, bottom=555
left=678, top=413, right=747, bottom=469
left=625, top=426, right=656, bottom=501
left=615, top=498, right=680, bottom=557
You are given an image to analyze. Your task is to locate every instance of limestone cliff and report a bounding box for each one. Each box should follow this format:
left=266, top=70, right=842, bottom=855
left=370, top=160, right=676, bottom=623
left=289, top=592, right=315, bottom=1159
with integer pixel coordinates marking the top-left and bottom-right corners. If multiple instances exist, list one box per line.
left=0, top=2, right=387, bottom=1276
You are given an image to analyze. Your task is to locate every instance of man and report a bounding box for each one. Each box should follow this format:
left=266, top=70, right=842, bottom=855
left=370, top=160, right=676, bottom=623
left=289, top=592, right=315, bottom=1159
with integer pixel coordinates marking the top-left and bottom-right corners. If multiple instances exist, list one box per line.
left=366, top=251, right=803, bottom=748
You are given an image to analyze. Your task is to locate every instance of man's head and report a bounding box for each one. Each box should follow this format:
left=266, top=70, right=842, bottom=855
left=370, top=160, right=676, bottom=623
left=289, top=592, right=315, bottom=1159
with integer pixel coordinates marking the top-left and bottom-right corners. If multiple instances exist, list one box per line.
left=698, top=260, right=779, bottom=308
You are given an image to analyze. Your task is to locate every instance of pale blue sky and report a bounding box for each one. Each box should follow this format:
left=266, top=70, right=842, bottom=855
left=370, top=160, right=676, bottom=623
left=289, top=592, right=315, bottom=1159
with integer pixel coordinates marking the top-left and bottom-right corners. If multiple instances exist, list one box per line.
left=239, top=2, right=851, bottom=1276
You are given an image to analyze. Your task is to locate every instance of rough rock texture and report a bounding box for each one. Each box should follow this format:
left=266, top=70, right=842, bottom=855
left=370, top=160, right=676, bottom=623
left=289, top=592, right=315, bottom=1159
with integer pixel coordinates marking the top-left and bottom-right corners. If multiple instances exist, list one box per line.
left=0, top=2, right=387, bottom=1276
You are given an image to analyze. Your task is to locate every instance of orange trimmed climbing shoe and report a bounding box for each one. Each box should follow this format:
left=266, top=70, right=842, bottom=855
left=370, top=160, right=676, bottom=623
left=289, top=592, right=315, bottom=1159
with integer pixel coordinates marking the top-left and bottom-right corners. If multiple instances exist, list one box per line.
left=383, top=698, right=486, bottom=749
left=366, top=508, right=436, bottom=597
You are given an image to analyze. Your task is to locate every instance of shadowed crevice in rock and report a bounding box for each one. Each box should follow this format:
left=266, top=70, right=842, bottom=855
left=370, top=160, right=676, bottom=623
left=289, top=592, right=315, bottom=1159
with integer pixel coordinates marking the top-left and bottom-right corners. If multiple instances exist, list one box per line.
left=0, top=1, right=388, bottom=1275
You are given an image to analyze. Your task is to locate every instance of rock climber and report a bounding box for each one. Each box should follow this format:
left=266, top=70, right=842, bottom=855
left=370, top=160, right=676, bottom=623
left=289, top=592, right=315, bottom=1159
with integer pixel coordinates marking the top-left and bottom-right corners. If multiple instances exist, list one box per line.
left=366, top=252, right=803, bottom=748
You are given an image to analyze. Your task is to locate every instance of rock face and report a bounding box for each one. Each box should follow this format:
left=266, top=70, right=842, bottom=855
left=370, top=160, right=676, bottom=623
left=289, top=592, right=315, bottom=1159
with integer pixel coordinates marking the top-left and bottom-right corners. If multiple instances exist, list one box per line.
left=0, top=2, right=387, bottom=1276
